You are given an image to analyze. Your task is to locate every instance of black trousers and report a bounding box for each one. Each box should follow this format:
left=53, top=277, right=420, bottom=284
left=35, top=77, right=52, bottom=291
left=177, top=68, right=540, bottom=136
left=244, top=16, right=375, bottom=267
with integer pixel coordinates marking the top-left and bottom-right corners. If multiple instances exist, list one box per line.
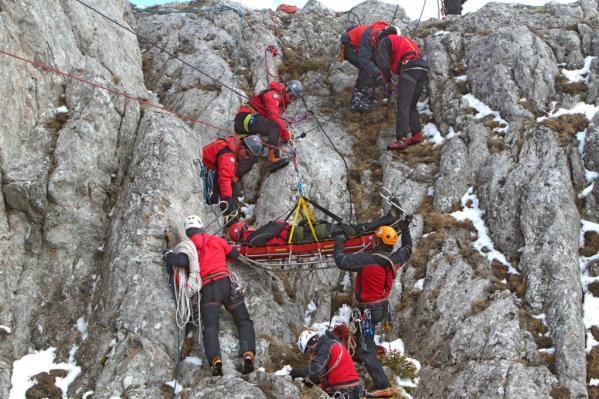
left=200, top=277, right=256, bottom=363
left=396, top=63, right=428, bottom=139
left=444, top=0, right=463, bottom=15
left=343, top=45, right=378, bottom=90
left=234, top=112, right=280, bottom=147
left=354, top=301, right=390, bottom=390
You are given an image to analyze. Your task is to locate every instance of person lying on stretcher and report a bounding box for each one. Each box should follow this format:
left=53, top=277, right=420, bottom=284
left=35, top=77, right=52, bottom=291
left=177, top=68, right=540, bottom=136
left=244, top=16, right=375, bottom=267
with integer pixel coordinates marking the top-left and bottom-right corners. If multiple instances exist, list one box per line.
left=226, top=200, right=403, bottom=246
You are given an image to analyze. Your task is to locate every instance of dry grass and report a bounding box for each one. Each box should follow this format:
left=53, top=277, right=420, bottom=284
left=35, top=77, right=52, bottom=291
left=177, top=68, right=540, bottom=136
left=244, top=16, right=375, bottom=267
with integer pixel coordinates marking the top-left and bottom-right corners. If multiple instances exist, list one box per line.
left=592, top=326, right=599, bottom=342
left=487, top=134, right=505, bottom=154
left=26, top=372, right=62, bottom=399
left=506, top=273, right=528, bottom=298
left=541, top=113, right=589, bottom=145
left=380, top=350, right=419, bottom=380
left=590, top=387, right=599, bottom=399
left=408, top=231, right=445, bottom=280
left=550, top=385, right=571, bottom=399
left=392, top=142, right=442, bottom=169
left=281, top=47, right=330, bottom=80
left=540, top=351, right=557, bottom=374
left=263, top=335, right=305, bottom=372
left=588, top=346, right=599, bottom=380
left=491, top=260, right=508, bottom=280
left=588, top=281, right=599, bottom=297
left=46, top=112, right=69, bottom=132
left=469, top=298, right=490, bottom=316
left=556, top=74, right=588, bottom=95
left=581, top=231, right=599, bottom=257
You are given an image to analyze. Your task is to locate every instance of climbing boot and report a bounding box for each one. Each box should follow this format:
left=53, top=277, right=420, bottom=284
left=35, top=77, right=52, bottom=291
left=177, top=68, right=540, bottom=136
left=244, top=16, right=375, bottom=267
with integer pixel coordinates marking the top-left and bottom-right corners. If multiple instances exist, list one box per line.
left=241, top=351, right=255, bottom=375
left=409, top=131, right=423, bottom=145
left=267, top=149, right=290, bottom=172
left=387, top=137, right=411, bottom=150
left=350, top=88, right=375, bottom=113
left=386, top=196, right=404, bottom=220
left=210, top=356, right=223, bottom=377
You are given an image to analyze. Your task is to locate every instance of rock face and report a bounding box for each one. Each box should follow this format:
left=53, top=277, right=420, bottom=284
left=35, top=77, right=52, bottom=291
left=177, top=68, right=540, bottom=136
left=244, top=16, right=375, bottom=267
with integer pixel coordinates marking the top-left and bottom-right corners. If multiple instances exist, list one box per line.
left=1, top=0, right=597, bottom=398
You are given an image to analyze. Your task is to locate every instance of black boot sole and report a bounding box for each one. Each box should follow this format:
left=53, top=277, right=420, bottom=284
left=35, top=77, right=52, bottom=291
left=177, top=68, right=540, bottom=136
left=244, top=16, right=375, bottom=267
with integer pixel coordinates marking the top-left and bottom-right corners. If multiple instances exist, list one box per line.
left=242, top=358, right=254, bottom=375
left=211, top=362, right=223, bottom=377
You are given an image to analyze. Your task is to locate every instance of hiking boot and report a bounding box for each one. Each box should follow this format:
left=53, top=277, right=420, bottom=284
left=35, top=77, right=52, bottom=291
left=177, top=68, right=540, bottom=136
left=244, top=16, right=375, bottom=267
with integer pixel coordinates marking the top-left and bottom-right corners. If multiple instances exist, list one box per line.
left=241, top=351, right=255, bottom=375
left=268, top=148, right=281, bottom=163
left=210, top=357, right=223, bottom=377
left=351, top=88, right=375, bottom=113
left=409, top=131, right=423, bottom=145
left=387, top=137, right=411, bottom=150
left=386, top=197, right=403, bottom=220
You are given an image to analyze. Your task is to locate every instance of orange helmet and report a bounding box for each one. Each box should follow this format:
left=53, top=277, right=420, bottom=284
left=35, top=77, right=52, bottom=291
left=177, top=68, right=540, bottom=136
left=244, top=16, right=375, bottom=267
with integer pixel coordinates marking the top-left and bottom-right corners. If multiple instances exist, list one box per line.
left=228, top=221, right=249, bottom=242
left=374, top=226, right=397, bottom=246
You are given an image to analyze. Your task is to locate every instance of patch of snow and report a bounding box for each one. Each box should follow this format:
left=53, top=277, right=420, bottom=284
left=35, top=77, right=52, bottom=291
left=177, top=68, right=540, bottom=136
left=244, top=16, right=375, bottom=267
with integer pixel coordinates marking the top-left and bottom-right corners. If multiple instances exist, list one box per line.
left=451, top=187, right=518, bottom=274
left=586, top=169, right=599, bottom=183
left=532, top=313, right=546, bottom=322
left=123, top=375, right=133, bottom=389
left=0, top=325, right=11, bottom=334
left=427, top=186, right=435, bottom=197
left=434, top=30, right=450, bottom=36
left=274, top=365, right=292, bottom=376
left=538, top=347, right=555, bottom=354
left=446, top=127, right=459, bottom=139
left=76, top=317, right=88, bottom=341
left=579, top=183, right=595, bottom=199
left=341, top=272, right=351, bottom=292
left=538, top=101, right=599, bottom=122
left=183, top=356, right=203, bottom=366
left=561, top=56, right=596, bottom=83
left=462, top=94, right=509, bottom=133
left=82, top=391, right=94, bottom=399
left=310, top=304, right=353, bottom=334
left=417, top=98, right=433, bottom=117
left=455, top=75, right=468, bottom=82
left=590, top=378, right=599, bottom=387
left=423, top=123, right=444, bottom=146
left=379, top=338, right=405, bottom=354
left=584, top=293, right=599, bottom=352
left=304, top=301, right=317, bottom=326
left=9, top=347, right=80, bottom=399
left=397, top=376, right=418, bottom=389
left=240, top=203, right=255, bottom=219
left=577, top=129, right=587, bottom=158
left=56, top=106, right=69, bottom=113
left=166, top=380, right=183, bottom=394
left=414, top=279, right=424, bottom=290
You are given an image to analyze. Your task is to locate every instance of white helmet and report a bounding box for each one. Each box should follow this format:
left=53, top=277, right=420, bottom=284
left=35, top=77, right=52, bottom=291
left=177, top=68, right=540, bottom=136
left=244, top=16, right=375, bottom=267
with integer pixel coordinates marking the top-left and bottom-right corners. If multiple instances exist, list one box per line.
left=243, top=135, right=267, bottom=157
left=184, top=215, right=204, bottom=231
left=391, top=25, right=401, bottom=35
left=297, top=329, right=319, bottom=353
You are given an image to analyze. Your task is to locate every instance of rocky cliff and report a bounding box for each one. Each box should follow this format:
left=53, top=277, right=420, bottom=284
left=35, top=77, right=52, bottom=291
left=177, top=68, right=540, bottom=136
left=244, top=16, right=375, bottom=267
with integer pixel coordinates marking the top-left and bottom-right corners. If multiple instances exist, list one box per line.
left=1, top=0, right=599, bottom=398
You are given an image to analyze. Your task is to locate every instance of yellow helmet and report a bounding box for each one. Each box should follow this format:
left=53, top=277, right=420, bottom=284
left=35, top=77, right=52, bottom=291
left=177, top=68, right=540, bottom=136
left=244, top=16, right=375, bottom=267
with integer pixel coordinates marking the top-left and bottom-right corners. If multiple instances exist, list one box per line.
left=374, top=226, right=397, bottom=246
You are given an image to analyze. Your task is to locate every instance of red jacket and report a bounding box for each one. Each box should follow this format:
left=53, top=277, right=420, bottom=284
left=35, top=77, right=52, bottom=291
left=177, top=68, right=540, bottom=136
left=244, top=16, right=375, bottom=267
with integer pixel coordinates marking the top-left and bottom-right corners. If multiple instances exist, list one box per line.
left=375, top=35, right=421, bottom=82
left=322, top=341, right=360, bottom=389
left=355, top=264, right=396, bottom=303
left=238, top=81, right=291, bottom=142
left=346, top=21, right=388, bottom=48
left=201, top=136, right=241, bottom=199
left=190, top=233, right=231, bottom=283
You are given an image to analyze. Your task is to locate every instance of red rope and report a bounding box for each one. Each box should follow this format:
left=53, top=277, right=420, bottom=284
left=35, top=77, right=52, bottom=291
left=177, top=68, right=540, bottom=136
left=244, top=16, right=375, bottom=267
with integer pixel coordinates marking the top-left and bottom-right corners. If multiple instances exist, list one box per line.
left=0, top=49, right=234, bottom=134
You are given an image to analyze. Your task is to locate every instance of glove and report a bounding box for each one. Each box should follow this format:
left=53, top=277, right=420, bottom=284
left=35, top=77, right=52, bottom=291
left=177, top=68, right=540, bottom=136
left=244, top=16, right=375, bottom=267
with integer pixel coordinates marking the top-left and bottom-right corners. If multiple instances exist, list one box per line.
left=220, top=197, right=237, bottom=214
left=399, top=214, right=413, bottom=230
left=375, top=74, right=385, bottom=87
left=162, top=249, right=173, bottom=262
left=334, top=234, right=347, bottom=245
left=289, top=368, right=304, bottom=380
left=302, top=378, right=314, bottom=388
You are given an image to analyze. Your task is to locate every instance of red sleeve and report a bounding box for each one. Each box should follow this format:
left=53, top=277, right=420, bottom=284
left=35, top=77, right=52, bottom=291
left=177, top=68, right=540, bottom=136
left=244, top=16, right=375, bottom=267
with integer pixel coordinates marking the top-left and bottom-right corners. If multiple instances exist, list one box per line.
left=262, top=91, right=290, bottom=142
left=217, top=236, right=232, bottom=253
left=217, top=152, right=236, bottom=198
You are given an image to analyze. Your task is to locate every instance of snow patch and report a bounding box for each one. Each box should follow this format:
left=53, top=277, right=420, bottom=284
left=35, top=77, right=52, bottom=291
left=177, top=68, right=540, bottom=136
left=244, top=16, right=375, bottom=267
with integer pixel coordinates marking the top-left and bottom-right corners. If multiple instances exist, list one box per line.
left=183, top=356, right=203, bottom=366
left=538, top=101, right=599, bottom=122
left=0, top=325, right=11, bottom=334
left=586, top=169, right=599, bottom=183
left=590, top=378, right=599, bottom=387
left=56, top=106, right=69, bottom=113
left=309, top=304, right=352, bottom=334
left=423, top=123, right=444, bottom=146
left=561, top=56, right=596, bottom=83
left=538, top=347, right=555, bottom=354
left=579, top=183, right=595, bottom=199
left=434, top=30, right=450, bottom=36
left=577, top=129, right=587, bottom=158
left=166, top=380, right=183, bottom=394
left=417, top=98, right=433, bottom=117
left=304, top=301, right=317, bottom=326
left=240, top=203, right=255, bottom=219
left=455, top=75, right=468, bottom=82
left=379, top=338, right=405, bottom=354
left=82, top=391, right=94, bottom=399
left=451, top=188, right=518, bottom=274
left=274, top=365, right=292, bottom=376
left=76, top=317, right=88, bottom=341
left=414, top=279, right=424, bottom=290
left=446, top=127, right=460, bottom=139
left=462, top=94, right=509, bottom=133
left=9, top=347, right=81, bottom=399
left=341, top=272, right=351, bottom=292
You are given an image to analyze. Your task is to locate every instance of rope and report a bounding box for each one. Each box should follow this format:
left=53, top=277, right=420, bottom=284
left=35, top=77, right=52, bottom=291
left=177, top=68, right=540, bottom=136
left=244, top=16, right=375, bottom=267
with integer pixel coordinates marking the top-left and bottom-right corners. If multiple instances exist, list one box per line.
left=300, top=97, right=353, bottom=224
left=225, top=9, right=246, bottom=123
left=412, top=0, right=428, bottom=35
left=0, top=49, right=236, bottom=134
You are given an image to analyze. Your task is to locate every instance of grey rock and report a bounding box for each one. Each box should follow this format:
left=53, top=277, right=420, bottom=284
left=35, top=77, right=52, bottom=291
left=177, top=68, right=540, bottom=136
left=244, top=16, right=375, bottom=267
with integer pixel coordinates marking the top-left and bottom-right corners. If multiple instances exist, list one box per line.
left=248, top=369, right=302, bottom=398
left=190, top=375, right=267, bottom=398
left=544, top=29, right=584, bottom=67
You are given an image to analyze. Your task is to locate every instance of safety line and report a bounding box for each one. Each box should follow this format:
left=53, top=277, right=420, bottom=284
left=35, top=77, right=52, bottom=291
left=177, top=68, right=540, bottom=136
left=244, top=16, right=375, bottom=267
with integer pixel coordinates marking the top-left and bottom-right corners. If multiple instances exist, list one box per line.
left=0, top=48, right=234, bottom=133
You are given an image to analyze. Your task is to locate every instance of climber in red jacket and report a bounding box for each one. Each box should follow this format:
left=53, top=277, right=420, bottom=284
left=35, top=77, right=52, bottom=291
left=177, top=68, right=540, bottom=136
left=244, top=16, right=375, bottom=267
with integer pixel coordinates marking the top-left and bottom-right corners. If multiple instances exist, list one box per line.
left=333, top=216, right=412, bottom=390
left=340, top=23, right=398, bottom=112
left=164, top=215, right=256, bottom=377
left=202, top=134, right=265, bottom=214
left=234, top=80, right=303, bottom=165
left=375, top=34, right=429, bottom=150
left=290, top=329, right=364, bottom=399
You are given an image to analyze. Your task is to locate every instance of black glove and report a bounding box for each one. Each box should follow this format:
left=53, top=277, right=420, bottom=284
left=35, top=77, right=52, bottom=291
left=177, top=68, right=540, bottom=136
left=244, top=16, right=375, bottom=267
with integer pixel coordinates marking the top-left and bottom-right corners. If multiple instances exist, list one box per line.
left=162, top=249, right=173, bottom=262
left=399, top=214, right=413, bottom=230
left=289, top=368, right=304, bottom=380
left=302, top=378, right=314, bottom=388
left=220, top=197, right=237, bottom=214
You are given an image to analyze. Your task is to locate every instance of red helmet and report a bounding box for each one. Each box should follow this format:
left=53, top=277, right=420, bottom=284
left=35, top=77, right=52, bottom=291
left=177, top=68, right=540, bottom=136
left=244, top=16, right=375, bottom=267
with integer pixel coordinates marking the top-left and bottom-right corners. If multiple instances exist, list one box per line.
left=228, top=221, right=249, bottom=242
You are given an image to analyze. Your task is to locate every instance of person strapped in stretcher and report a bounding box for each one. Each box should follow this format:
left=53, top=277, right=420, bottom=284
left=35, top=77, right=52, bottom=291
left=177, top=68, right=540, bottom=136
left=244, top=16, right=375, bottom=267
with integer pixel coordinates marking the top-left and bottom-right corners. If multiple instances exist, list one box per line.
left=226, top=198, right=404, bottom=246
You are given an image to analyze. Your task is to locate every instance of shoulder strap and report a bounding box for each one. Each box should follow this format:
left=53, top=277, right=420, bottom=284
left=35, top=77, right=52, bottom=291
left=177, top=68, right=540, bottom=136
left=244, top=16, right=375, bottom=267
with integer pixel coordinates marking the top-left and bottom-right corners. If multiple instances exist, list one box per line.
left=373, top=253, right=396, bottom=277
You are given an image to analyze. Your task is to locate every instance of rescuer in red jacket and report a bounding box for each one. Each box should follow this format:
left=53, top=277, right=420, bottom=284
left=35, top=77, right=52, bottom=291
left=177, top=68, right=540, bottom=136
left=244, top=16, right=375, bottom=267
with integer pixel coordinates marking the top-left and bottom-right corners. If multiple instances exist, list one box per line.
left=375, top=34, right=429, bottom=150
left=164, top=215, right=256, bottom=377
left=290, top=329, right=364, bottom=399
left=202, top=134, right=265, bottom=214
left=340, top=22, right=398, bottom=112
left=234, top=80, right=303, bottom=165
left=333, top=216, right=413, bottom=390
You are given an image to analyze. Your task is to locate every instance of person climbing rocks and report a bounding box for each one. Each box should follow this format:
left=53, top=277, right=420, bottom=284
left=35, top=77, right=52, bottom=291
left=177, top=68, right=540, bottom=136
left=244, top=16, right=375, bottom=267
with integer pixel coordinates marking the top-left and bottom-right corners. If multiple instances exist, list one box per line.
left=339, top=22, right=399, bottom=112
left=163, top=215, right=256, bottom=376
left=443, top=0, right=467, bottom=15
left=202, top=134, right=266, bottom=215
left=290, top=329, right=364, bottom=399
left=227, top=202, right=403, bottom=246
left=375, top=33, right=429, bottom=150
left=333, top=215, right=413, bottom=390
left=234, top=80, right=303, bottom=169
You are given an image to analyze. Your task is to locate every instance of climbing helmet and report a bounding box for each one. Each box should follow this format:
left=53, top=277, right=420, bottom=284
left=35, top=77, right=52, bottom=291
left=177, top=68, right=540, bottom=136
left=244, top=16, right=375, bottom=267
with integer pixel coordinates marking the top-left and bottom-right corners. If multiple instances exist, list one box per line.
left=228, top=221, right=249, bottom=242
left=374, top=225, right=397, bottom=246
left=243, top=135, right=267, bottom=157
left=285, top=80, right=303, bottom=98
left=297, top=328, right=320, bottom=353
left=184, top=215, right=204, bottom=231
